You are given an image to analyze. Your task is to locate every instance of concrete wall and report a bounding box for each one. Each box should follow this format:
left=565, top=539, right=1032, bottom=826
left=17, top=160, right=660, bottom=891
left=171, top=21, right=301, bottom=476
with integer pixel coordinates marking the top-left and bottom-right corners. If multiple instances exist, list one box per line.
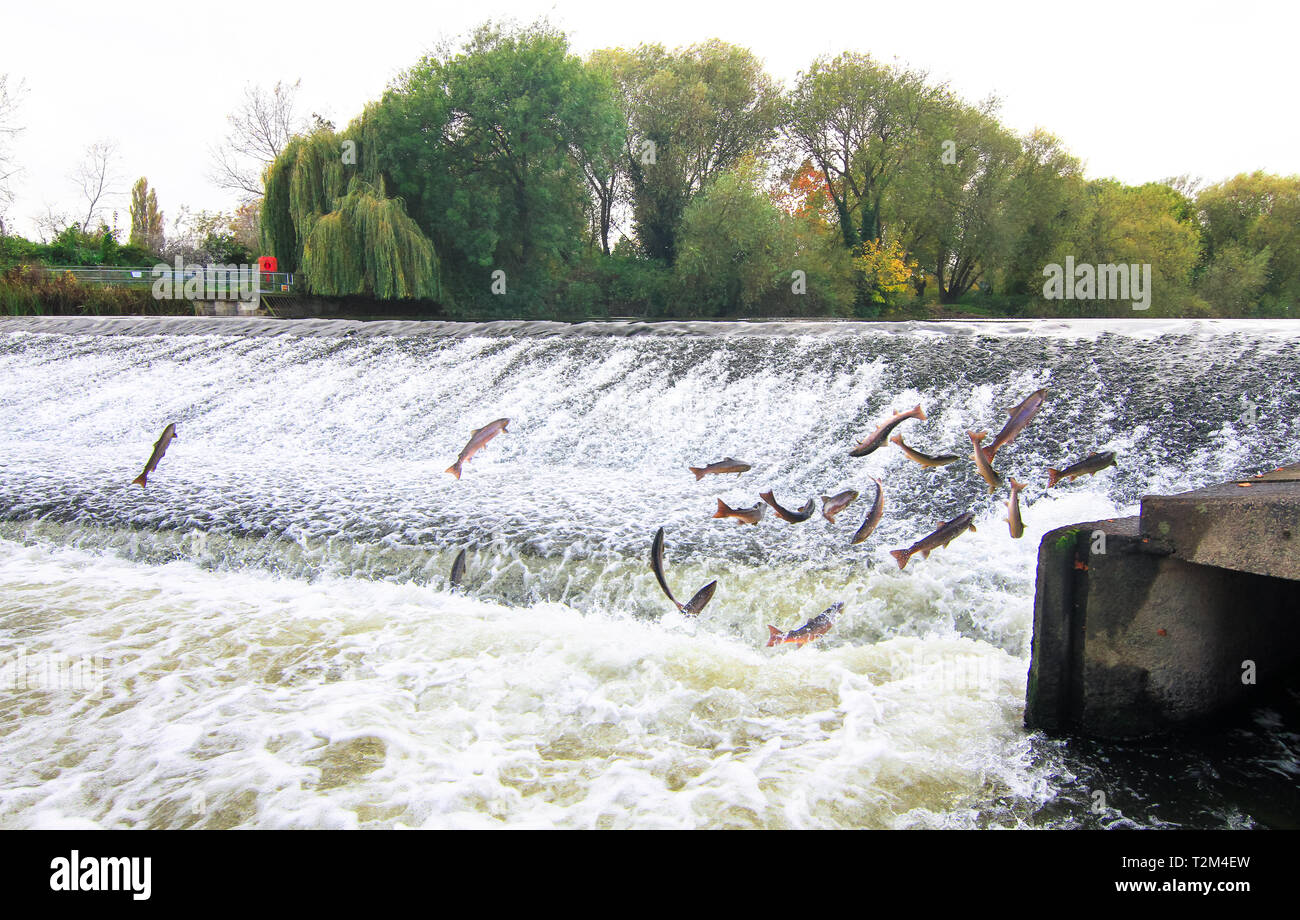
left=1027, top=518, right=1300, bottom=738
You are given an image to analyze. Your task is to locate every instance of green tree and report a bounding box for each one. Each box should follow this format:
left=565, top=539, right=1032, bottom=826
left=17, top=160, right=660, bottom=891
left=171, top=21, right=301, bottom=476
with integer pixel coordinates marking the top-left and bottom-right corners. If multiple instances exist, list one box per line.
left=1196, top=172, right=1300, bottom=309
left=394, top=22, right=623, bottom=303
left=674, top=157, right=850, bottom=316
left=785, top=53, right=942, bottom=251
left=128, top=177, right=165, bottom=253
left=889, top=98, right=1023, bottom=303
left=609, top=40, right=781, bottom=264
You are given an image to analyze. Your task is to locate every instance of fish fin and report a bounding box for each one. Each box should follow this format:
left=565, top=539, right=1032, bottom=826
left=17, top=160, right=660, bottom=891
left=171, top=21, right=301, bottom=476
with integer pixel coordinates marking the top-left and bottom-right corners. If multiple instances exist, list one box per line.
left=921, top=548, right=931, bottom=558
left=445, top=462, right=462, bottom=479
left=1046, top=468, right=1062, bottom=488
left=889, top=434, right=903, bottom=445
left=914, top=404, right=927, bottom=421
left=690, top=467, right=705, bottom=481
left=132, top=473, right=147, bottom=488
left=890, top=549, right=909, bottom=569
left=969, top=523, right=977, bottom=532
left=713, top=499, right=731, bottom=518
left=766, top=626, right=784, bottom=647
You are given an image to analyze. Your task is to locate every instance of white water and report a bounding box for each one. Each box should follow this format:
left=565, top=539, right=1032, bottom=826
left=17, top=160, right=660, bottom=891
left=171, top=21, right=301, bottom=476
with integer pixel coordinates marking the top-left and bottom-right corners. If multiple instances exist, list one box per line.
left=0, top=316, right=1296, bottom=828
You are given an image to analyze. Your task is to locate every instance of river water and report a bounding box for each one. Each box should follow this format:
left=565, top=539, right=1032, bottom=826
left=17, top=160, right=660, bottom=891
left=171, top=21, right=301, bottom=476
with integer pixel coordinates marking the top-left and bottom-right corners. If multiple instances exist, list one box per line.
left=0, top=315, right=1297, bottom=829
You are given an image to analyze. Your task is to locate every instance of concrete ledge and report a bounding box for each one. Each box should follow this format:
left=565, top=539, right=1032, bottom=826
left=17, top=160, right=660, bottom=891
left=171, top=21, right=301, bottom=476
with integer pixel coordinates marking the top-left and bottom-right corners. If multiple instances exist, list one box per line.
left=1141, top=463, right=1300, bottom=581
left=1027, top=514, right=1300, bottom=738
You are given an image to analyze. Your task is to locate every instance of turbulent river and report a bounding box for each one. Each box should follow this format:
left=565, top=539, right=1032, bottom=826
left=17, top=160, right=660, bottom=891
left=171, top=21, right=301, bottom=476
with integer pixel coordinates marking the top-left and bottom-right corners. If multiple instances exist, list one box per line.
left=0, top=315, right=1297, bottom=829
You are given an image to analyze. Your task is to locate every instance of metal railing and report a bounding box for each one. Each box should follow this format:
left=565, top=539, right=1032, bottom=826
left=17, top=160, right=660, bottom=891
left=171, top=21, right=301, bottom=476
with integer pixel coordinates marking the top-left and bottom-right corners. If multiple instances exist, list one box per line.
left=33, top=265, right=298, bottom=296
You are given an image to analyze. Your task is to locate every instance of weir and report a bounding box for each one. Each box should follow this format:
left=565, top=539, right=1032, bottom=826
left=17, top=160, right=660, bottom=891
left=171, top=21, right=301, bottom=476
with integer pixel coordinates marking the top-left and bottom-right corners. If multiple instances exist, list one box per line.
left=1026, top=463, right=1300, bottom=738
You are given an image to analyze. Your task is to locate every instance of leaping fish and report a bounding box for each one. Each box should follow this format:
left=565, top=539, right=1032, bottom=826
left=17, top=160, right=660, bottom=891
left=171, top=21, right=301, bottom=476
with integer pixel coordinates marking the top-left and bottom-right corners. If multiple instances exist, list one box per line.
left=968, top=431, right=1003, bottom=493
left=850, top=404, right=926, bottom=457
left=767, top=602, right=843, bottom=648
left=446, top=418, right=509, bottom=479
left=690, top=458, right=751, bottom=480
left=651, top=527, right=718, bottom=616
left=1047, top=451, right=1117, bottom=487
left=821, top=489, right=859, bottom=523
left=713, top=499, right=765, bottom=525
left=890, top=512, right=977, bottom=570
left=759, top=490, right=816, bottom=523
left=132, top=423, right=177, bottom=488
left=449, top=547, right=469, bottom=587
left=982, top=388, right=1048, bottom=461
left=890, top=434, right=959, bottom=469
left=1005, top=479, right=1027, bottom=539
left=851, top=479, right=884, bottom=545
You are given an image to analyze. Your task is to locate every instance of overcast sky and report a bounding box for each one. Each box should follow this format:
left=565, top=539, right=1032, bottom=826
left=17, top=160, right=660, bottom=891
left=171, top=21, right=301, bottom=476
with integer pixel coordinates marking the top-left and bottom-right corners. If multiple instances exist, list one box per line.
left=2, top=0, right=1297, bottom=239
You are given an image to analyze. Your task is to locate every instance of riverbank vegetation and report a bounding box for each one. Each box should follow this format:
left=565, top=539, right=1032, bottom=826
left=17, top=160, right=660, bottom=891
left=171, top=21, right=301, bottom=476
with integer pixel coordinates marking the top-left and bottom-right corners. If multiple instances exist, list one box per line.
left=255, top=21, right=1297, bottom=320
left=3, top=22, right=1298, bottom=320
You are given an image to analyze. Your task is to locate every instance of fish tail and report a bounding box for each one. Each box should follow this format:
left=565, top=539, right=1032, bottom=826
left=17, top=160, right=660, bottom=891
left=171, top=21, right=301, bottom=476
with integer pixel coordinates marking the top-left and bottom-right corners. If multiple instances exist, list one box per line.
left=1010, top=478, right=1026, bottom=491
left=969, top=430, right=988, bottom=443
left=132, top=473, right=147, bottom=488
left=690, top=467, right=706, bottom=481
left=713, top=499, right=732, bottom=518
left=445, top=461, right=462, bottom=479
left=1046, top=468, right=1062, bottom=488
left=914, top=404, right=927, bottom=421
left=889, top=434, right=902, bottom=445
left=766, top=626, right=784, bottom=647
left=890, top=549, right=910, bottom=570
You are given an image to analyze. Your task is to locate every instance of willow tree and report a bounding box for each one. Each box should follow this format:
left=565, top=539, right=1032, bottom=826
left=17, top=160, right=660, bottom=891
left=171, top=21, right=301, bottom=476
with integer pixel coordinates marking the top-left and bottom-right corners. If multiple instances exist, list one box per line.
left=302, top=179, right=439, bottom=299
left=261, top=129, right=439, bottom=299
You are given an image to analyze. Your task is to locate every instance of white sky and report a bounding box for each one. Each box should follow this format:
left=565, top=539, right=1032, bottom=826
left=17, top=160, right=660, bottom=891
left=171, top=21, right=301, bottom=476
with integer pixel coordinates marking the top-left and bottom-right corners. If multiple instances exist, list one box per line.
left=2, top=0, right=1297, bottom=239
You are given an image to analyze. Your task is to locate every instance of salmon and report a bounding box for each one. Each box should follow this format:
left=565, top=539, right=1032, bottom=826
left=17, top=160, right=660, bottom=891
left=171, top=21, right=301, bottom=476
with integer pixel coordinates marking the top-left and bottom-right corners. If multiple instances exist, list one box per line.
left=759, top=490, right=815, bottom=523
left=713, top=499, right=764, bottom=525
left=651, top=527, right=718, bottom=616
left=968, top=431, right=1003, bottom=493
left=132, top=423, right=177, bottom=488
left=767, top=602, right=843, bottom=648
left=890, top=512, right=976, bottom=570
left=1047, top=451, right=1117, bottom=487
left=449, top=547, right=469, bottom=587
left=850, top=404, right=926, bottom=457
left=821, top=489, right=859, bottom=523
left=446, top=419, right=509, bottom=479
left=890, top=434, right=958, bottom=469
left=1005, top=478, right=1026, bottom=539
left=982, top=389, right=1047, bottom=461
left=851, top=479, right=884, bottom=545
left=689, top=458, right=751, bottom=480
